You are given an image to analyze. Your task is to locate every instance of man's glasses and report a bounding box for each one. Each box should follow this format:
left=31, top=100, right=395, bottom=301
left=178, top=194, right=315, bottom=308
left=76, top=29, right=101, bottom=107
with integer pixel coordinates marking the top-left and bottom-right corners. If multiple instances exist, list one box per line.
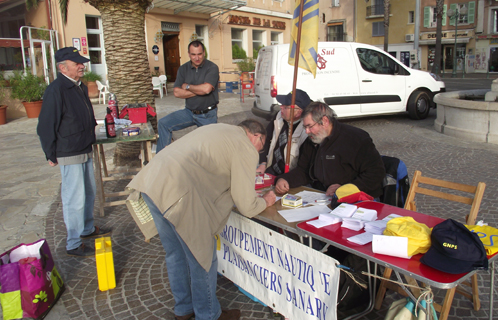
left=282, top=106, right=302, bottom=111
left=258, top=135, right=265, bottom=153
left=303, top=121, right=319, bottom=130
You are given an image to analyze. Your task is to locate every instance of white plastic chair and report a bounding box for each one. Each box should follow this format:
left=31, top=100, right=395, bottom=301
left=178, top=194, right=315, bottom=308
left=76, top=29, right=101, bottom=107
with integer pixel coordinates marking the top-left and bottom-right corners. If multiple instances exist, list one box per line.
left=96, top=80, right=109, bottom=104
left=152, top=77, right=163, bottom=98
left=159, top=75, right=168, bottom=96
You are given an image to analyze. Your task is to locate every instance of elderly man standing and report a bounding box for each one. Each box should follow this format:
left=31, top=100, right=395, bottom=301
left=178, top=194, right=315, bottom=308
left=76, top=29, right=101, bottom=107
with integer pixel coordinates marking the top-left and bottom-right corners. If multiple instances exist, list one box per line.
left=156, top=40, right=219, bottom=153
left=128, top=119, right=276, bottom=320
left=37, top=47, right=110, bottom=257
left=275, top=102, right=385, bottom=198
left=256, top=89, right=312, bottom=175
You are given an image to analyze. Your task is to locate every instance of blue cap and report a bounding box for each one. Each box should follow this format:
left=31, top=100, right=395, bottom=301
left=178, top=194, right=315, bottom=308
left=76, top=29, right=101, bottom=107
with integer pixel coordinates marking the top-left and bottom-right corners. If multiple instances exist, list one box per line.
left=55, top=47, right=90, bottom=63
left=276, top=89, right=312, bottom=109
left=421, top=219, right=488, bottom=274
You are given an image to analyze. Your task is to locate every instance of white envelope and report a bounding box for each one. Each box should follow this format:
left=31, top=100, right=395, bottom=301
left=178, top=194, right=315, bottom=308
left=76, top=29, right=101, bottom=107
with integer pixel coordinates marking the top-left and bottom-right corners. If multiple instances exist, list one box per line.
left=372, top=235, right=411, bottom=259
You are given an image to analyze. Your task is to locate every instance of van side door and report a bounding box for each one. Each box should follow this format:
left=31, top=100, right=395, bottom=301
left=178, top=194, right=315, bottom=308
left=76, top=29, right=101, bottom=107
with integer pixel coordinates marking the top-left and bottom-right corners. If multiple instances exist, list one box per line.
left=355, top=48, right=407, bottom=114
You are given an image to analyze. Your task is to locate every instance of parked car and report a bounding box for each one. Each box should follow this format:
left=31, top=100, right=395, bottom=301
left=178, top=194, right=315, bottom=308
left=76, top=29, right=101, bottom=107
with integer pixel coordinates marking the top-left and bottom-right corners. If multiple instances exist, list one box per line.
left=252, top=42, right=445, bottom=120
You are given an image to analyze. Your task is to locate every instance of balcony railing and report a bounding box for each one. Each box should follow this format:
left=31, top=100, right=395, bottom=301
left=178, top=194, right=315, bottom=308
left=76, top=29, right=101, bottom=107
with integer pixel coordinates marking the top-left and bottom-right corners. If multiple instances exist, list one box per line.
left=367, top=4, right=390, bottom=17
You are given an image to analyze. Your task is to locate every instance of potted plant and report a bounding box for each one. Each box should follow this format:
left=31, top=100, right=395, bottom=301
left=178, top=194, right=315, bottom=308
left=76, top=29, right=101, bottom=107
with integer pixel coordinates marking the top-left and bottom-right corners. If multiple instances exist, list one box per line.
left=236, top=58, right=255, bottom=82
left=81, top=71, right=102, bottom=99
left=9, top=71, right=47, bottom=118
left=0, top=80, right=7, bottom=125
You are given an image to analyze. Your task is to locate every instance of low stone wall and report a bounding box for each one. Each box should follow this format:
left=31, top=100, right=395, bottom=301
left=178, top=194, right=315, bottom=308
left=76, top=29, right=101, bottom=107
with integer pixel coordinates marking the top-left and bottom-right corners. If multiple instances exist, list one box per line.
left=434, top=89, right=498, bottom=144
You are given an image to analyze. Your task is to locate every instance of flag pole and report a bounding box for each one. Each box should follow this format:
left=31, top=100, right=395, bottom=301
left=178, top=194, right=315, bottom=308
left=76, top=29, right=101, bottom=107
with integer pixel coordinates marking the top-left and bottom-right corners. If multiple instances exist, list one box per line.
left=284, top=0, right=305, bottom=173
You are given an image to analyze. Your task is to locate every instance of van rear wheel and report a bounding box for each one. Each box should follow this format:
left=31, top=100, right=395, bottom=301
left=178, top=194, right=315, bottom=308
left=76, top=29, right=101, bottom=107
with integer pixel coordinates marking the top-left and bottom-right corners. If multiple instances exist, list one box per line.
left=407, top=90, right=431, bottom=120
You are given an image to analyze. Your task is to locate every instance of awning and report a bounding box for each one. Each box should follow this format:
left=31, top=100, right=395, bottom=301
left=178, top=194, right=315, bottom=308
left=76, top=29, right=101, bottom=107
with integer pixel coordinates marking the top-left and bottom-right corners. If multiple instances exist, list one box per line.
left=152, top=0, right=247, bottom=15
left=419, top=38, right=470, bottom=45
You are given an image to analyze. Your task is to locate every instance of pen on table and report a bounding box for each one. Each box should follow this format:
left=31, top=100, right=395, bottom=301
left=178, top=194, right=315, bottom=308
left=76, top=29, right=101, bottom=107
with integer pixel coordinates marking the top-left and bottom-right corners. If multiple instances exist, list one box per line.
left=315, top=199, right=329, bottom=203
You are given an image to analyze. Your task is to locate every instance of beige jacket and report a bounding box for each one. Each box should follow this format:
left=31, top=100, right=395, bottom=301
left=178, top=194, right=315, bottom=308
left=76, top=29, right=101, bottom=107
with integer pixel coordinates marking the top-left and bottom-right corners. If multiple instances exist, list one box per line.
left=127, top=124, right=266, bottom=271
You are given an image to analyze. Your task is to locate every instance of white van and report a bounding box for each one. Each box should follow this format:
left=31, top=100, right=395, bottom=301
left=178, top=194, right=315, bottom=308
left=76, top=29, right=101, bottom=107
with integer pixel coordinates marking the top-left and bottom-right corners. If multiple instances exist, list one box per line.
left=252, top=42, right=445, bottom=120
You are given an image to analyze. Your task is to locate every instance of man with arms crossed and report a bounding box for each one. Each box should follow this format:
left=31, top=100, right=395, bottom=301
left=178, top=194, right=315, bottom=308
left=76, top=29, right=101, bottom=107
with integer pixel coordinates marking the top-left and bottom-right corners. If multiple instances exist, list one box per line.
left=37, top=47, right=110, bottom=257
left=275, top=102, right=385, bottom=198
left=128, top=120, right=276, bottom=320
left=156, top=40, right=219, bottom=153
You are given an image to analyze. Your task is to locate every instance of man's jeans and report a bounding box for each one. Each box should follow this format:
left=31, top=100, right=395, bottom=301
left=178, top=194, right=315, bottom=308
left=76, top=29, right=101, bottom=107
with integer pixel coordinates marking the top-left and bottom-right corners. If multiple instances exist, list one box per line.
left=142, top=193, right=221, bottom=320
left=60, top=158, right=96, bottom=250
left=156, top=107, right=217, bottom=153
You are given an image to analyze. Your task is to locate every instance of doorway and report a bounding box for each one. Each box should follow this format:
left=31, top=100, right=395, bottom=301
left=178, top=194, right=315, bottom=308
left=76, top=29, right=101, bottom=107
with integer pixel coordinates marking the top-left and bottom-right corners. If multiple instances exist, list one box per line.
left=163, top=34, right=180, bottom=82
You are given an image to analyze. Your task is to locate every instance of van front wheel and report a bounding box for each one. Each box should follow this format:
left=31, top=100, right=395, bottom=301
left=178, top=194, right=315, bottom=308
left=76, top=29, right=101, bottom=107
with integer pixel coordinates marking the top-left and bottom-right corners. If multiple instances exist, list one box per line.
left=407, top=90, right=431, bottom=120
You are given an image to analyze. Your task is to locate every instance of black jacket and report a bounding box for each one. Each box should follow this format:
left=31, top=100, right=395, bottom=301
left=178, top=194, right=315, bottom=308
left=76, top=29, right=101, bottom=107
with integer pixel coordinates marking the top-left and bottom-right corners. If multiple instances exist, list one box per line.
left=37, top=73, right=96, bottom=163
left=277, top=119, right=385, bottom=198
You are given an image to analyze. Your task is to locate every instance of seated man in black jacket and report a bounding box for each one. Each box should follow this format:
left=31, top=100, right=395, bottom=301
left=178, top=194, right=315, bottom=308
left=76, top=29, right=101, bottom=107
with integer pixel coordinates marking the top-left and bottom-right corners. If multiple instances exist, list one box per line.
left=275, top=101, right=385, bottom=198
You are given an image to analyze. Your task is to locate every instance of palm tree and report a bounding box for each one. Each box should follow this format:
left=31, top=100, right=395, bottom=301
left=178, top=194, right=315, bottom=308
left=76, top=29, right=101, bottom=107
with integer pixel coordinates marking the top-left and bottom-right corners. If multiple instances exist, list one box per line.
left=383, top=0, right=390, bottom=52
left=432, top=0, right=444, bottom=75
left=60, top=0, right=156, bottom=165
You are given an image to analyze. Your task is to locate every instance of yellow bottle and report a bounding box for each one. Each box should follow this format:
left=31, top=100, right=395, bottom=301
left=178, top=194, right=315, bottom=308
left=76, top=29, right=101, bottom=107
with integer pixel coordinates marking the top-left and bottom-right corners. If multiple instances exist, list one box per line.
left=95, top=237, right=116, bottom=291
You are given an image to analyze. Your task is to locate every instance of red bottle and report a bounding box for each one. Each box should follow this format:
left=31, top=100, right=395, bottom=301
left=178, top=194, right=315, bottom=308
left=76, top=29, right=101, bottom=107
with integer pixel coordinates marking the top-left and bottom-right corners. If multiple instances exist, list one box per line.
left=108, top=99, right=119, bottom=119
left=105, top=107, right=116, bottom=138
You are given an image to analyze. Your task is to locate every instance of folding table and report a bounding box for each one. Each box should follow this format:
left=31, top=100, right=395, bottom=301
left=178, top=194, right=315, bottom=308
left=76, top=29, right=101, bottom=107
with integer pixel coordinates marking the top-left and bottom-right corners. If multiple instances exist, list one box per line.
left=297, top=201, right=498, bottom=320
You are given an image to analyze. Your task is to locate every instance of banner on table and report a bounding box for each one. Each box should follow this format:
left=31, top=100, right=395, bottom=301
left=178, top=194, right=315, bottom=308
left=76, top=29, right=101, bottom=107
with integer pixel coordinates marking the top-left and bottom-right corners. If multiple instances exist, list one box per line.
left=217, top=212, right=340, bottom=320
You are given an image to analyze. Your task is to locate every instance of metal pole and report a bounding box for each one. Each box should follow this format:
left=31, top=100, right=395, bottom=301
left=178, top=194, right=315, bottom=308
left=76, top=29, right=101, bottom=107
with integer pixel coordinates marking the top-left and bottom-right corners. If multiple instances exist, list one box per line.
left=452, top=11, right=458, bottom=78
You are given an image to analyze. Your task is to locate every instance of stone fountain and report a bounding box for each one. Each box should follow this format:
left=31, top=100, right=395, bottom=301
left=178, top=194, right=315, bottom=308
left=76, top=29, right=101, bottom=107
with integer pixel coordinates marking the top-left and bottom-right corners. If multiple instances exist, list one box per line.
left=434, top=80, right=498, bottom=144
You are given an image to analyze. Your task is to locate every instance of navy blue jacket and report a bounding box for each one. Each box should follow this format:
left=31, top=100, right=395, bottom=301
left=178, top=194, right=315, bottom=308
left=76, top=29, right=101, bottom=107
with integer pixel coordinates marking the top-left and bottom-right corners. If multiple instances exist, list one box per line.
left=37, top=73, right=96, bottom=163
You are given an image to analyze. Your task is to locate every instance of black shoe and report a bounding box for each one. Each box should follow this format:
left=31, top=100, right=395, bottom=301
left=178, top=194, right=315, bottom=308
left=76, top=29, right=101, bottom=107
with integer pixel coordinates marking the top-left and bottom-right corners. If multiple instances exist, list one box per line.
left=66, top=244, right=95, bottom=257
left=80, top=226, right=112, bottom=239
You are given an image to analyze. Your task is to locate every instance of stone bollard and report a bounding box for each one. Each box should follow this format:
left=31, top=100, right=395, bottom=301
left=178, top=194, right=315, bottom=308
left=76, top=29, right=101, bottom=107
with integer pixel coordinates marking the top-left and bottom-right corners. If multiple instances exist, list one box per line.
left=484, top=79, right=498, bottom=102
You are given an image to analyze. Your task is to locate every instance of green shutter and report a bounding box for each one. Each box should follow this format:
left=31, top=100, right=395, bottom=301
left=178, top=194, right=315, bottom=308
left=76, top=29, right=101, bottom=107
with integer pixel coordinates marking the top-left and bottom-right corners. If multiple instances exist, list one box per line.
left=449, top=3, right=457, bottom=26
left=442, top=5, right=447, bottom=26
left=468, top=1, right=475, bottom=24
left=424, top=7, right=431, bottom=28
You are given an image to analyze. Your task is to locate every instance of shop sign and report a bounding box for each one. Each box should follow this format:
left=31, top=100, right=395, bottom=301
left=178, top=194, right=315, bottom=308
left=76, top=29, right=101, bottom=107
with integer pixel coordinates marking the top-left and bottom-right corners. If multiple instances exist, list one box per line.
left=161, top=22, right=180, bottom=32
left=421, top=31, right=469, bottom=40
left=228, top=14, right=286, bottom=30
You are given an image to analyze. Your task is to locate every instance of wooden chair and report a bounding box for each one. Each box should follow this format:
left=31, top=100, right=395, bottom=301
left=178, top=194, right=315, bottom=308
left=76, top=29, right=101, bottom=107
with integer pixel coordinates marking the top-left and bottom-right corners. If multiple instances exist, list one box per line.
left=374, top=170, right=486, bottom=320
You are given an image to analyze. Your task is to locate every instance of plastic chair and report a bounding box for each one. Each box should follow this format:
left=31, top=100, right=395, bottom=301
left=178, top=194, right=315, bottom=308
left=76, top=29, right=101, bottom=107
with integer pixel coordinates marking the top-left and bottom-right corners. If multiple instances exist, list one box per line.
left=152, top=77, right=163, bottom=99
left=96, top=80, right=109, bottom=104
left=159, top=75, right=168, bottom=96
left=374, top=170, right=486, bottom=320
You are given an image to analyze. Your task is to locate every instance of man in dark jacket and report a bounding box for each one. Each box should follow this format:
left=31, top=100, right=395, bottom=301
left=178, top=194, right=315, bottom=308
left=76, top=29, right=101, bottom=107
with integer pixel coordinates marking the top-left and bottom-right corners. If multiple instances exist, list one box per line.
left=37, top=47, right=110, bottom=257
left=275, top=102, right=385, bottom=198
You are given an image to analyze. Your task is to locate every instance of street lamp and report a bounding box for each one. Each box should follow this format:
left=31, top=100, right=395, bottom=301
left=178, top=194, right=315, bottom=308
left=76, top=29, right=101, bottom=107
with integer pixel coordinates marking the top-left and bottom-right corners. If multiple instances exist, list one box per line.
left=447, top=6, right=468, bottom=78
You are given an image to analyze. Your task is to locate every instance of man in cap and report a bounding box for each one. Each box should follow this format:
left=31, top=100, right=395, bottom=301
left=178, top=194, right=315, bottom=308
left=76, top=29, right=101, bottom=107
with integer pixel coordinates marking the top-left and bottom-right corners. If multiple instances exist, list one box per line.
left=275, top=101, right=385, bottom=198
left=37, top=47, right=111, bottom=257
left=156, top=40, right=219, bottom=153
left=256, top=89, right=312, bottom=175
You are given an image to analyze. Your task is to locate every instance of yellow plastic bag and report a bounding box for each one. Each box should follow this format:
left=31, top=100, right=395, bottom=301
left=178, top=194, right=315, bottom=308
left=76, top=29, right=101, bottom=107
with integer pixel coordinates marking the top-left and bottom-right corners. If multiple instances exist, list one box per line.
left=466, top=224, right=498, bottom=255
left=384, top=217, right=432, bottom=256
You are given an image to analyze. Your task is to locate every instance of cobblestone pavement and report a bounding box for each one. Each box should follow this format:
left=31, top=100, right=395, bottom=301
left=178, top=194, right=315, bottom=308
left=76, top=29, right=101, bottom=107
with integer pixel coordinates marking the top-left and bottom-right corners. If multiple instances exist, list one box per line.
left=1, top=91, right=498, bottom=320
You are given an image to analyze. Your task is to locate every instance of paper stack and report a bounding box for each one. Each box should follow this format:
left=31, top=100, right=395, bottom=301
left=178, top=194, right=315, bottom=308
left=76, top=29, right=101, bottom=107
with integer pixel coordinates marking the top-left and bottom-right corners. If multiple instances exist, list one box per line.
left=364, top=220, right=387, bottom=235
left=330, top=203, right=357, bottom=218
left=363, top=213, right=403, bottom=234
left=306, top=213, right=343, bottom=228
left=341, top=208, right=377, bottom=231
left=347, top=232, right=374, bottom=245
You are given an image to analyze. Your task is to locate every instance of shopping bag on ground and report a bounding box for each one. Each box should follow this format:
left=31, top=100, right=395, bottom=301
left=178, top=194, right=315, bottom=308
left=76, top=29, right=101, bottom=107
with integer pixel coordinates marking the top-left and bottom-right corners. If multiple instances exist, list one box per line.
left=0, top=239, right=64, bottom=320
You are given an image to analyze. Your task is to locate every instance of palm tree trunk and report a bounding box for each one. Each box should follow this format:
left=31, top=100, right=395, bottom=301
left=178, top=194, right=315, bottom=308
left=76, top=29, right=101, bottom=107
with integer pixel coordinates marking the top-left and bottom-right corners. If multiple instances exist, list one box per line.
left=87, top=0, right=156, bottom=166
left=432, top=0, right=444, bottom=75
left=383, top=0, right=390, bottom=52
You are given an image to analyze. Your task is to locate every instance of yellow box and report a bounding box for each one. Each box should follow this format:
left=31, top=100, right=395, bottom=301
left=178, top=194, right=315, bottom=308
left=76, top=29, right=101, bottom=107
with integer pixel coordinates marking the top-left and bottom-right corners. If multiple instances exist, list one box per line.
left=281, top=193, right=302, bottom=208
left=95, top=237, right=116, bottom=291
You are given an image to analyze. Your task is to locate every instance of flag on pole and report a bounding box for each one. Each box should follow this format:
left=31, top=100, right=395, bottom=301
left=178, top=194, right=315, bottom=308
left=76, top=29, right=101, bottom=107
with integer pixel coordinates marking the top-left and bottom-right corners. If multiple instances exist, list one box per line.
left=289, top=0, right=319, bottom=78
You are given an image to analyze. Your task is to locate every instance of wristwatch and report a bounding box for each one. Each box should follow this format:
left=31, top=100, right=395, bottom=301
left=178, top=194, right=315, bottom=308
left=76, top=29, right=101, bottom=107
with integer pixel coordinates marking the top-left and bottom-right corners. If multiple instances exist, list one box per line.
left=186, top=84, right=190, bottom=90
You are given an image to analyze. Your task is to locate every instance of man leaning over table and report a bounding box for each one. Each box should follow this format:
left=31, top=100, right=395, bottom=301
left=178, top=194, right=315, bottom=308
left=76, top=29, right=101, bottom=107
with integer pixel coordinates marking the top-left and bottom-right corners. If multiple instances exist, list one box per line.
left=275, top=101, right=385, bottom=199
left=156, top=40, right=219, bottom=153
left=37, top=47, right=111, bottom=257
left=256, top=89, right=311, bottom=175
left=128, top=119, right=276, bottom=320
